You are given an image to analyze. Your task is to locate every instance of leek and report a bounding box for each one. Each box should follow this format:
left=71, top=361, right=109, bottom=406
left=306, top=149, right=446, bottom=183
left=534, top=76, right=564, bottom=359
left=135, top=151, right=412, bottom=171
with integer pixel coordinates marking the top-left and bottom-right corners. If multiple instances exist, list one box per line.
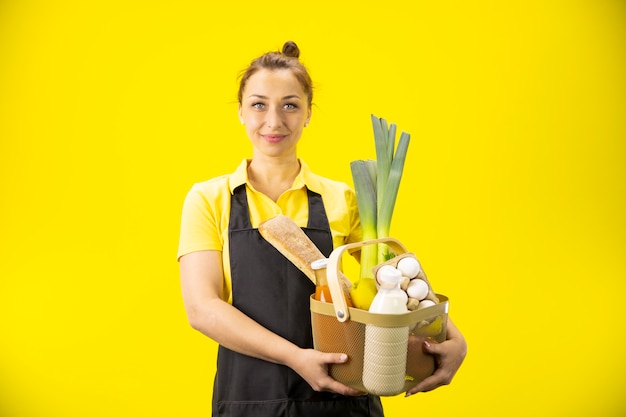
left=351, top=115, right=411, bottom=278
left=350, top=160, right=378, bottom=278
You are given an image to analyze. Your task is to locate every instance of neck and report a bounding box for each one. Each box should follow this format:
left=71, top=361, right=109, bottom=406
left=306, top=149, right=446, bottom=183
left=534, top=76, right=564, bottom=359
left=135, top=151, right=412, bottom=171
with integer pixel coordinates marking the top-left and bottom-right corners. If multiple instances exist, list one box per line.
left=247, top=157, right=301, bottom=201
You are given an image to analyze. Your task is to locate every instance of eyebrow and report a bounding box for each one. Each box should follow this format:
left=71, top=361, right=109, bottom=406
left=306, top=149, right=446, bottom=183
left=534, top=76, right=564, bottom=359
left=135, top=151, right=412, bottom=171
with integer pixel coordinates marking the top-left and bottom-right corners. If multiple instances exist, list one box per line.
left=247, top=94, right=302, bottom=100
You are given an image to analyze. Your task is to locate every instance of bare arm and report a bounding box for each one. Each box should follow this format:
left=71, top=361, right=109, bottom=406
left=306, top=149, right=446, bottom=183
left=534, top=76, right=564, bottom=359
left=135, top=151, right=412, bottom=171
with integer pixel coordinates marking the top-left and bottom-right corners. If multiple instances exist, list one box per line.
left=179, top=250, right=362, bottom=395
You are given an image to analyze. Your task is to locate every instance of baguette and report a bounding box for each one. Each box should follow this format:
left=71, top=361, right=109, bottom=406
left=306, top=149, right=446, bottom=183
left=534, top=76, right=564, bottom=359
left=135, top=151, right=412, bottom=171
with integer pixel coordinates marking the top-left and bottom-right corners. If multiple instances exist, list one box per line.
left=258, top=214, right=324, bottom=284
left=258, top=215, right=353, bottom=295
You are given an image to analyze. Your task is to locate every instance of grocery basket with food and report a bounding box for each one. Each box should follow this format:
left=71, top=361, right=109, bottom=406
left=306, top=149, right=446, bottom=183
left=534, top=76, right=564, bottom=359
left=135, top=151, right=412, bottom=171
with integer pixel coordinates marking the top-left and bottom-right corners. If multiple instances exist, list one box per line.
left=260, top=115, right=454, bottom=396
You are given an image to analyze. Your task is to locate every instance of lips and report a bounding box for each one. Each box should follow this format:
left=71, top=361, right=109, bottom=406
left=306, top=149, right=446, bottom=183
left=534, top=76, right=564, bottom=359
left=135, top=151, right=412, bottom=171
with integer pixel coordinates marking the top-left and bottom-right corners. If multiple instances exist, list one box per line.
left=262, top=134, right=286, bottom=143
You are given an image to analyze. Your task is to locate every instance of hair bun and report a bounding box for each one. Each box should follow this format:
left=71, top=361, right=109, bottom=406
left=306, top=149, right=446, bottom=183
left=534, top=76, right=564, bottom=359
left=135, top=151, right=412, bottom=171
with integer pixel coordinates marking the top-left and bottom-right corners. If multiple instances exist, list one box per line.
left=282, top=41, right=300, bottom=59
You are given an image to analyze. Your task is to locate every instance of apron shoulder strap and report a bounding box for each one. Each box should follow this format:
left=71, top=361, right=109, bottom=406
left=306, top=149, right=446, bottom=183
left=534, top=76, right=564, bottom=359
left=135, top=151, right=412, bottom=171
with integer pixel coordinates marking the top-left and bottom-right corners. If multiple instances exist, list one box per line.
left=230, top=184, right=252, bottom=230
left=306, top=188, right=330, bottom=231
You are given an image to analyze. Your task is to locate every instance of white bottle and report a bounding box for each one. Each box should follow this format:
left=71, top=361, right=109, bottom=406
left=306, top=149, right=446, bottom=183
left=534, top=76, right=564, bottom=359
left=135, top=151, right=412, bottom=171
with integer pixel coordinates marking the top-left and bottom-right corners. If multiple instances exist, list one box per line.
left=362, top=266, right=409, bottom=396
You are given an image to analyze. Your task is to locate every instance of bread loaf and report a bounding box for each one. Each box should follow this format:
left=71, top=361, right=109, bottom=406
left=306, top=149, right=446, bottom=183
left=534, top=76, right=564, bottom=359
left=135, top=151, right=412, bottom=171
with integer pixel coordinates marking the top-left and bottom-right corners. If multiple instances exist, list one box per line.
left=258, top=215, right=353, bottom=295
left=258, top=214, right=323, bottom=284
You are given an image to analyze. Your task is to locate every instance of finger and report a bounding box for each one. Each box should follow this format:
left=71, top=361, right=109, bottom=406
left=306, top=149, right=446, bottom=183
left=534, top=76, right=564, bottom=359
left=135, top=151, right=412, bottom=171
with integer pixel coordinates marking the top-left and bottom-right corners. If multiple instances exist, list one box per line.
left=422, top=339, right=441, bottom=354
left=325, top=352, right=350, bottom=364
left=319, top=353, right=364, bottom=396
left=405, top=372, right=442, bottom=396
left=326, top=380, right=366, bottom=396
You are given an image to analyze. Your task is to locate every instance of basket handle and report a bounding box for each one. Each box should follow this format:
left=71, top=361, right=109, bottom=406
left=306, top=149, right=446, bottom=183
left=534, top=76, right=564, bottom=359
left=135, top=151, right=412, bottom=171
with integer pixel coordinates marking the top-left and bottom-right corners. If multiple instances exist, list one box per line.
left=327, top=237, right=408, bottom=322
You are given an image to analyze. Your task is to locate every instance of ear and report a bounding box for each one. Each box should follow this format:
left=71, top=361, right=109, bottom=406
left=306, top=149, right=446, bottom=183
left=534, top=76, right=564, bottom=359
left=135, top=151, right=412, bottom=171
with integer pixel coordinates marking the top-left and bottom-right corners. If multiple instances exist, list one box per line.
left=238, top=105, right=244, bottom=125
left=305, top=107, right=312, bottom=127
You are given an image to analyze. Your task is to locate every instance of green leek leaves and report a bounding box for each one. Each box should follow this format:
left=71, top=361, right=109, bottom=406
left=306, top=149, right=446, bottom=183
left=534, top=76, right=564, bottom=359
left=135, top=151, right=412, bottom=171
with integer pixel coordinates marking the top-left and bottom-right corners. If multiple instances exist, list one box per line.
left=350, top=114, right=411, bottom=278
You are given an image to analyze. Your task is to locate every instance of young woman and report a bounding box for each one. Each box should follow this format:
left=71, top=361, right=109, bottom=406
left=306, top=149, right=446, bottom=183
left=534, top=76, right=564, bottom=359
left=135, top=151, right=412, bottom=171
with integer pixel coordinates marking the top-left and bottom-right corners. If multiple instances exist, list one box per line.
left=178, top=41, right=466, bottom=417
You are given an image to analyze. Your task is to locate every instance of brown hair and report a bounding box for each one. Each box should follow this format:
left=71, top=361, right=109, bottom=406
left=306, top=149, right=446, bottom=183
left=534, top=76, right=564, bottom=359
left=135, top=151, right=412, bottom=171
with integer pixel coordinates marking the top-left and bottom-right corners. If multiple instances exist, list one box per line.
left=237, top=41, right=313, bottom=106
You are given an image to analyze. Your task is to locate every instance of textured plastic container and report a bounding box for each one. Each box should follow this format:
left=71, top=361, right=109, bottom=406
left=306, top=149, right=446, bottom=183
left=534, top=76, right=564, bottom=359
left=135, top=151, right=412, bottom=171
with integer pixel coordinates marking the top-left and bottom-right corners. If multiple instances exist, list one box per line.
left=310, top=237, right=449, bottom=396
left=363, top=266, right=409, bottom=395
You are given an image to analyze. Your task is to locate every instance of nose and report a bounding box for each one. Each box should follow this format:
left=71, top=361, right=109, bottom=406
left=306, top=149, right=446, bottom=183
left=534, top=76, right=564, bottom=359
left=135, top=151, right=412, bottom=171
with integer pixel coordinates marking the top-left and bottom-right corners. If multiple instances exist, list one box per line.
left=265, top=106, right=282, bottom=129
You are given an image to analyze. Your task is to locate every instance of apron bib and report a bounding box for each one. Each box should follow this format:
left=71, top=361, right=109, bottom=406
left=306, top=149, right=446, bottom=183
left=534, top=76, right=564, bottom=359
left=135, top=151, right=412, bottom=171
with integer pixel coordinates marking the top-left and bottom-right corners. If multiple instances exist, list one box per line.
left=212, top=185, right=383, bottom=417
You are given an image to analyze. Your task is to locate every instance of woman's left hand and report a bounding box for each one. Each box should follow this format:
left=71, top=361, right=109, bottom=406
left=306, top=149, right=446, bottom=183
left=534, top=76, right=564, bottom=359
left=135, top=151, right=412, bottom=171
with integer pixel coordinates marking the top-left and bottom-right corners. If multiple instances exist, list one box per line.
left=405, top=318, right=467, bottom=397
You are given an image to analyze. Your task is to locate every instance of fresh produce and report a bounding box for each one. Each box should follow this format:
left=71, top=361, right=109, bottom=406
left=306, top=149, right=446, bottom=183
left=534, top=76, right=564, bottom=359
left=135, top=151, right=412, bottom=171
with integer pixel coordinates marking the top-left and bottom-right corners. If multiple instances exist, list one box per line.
left=348, top=115, right=410, bottom=310
left=416, top=315, right=444, bottom=336
left=349, top=277, right=378, bottom=310
left=350, top=115, right=411, bottom=280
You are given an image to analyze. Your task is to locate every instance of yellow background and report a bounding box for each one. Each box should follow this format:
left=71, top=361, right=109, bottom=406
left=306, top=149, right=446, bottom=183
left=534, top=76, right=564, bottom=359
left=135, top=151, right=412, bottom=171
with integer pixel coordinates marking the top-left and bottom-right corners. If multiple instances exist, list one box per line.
left=1, top=0, right=625, bottom=416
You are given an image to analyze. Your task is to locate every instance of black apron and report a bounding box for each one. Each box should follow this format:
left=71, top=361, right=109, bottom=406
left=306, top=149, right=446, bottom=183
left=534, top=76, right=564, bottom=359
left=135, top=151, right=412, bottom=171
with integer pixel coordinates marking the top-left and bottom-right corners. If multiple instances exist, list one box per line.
left=212, top=184, right=384, bottom=417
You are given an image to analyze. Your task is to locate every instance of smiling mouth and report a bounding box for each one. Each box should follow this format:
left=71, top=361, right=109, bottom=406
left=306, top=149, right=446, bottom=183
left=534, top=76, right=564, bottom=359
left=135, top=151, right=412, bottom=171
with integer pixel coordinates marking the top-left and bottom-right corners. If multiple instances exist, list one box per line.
left=262, top=134, right=285, bottom=143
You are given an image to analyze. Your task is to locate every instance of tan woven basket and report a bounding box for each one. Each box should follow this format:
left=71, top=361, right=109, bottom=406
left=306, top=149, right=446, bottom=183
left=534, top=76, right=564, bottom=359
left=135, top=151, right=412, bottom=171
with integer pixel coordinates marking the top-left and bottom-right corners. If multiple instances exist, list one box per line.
left=310, top=237, right=449, bottom=396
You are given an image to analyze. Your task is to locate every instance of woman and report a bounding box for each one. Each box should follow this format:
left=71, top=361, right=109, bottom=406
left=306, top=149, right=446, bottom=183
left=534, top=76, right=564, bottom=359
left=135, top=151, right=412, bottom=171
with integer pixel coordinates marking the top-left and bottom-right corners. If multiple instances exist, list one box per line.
left=178, top=41, right=466, bottom=417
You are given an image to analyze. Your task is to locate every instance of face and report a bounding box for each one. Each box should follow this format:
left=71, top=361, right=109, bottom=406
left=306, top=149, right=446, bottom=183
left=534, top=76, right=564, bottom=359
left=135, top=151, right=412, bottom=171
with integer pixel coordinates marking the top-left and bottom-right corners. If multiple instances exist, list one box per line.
left=239, top=68, right=311, bottom=159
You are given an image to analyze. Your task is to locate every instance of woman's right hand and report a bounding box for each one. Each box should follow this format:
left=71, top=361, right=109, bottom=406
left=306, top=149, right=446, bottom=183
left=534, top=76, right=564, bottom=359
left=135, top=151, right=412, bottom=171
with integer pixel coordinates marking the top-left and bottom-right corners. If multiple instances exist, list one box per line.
left=288, top=349, right=365, bottom=396
left=181, top=251, right=364, bottom=396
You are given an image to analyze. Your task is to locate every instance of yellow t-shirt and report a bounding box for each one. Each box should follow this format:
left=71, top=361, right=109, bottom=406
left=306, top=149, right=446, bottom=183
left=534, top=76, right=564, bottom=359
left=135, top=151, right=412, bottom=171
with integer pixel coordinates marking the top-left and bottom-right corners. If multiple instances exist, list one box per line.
left=177, top=158, right=362, bottom=301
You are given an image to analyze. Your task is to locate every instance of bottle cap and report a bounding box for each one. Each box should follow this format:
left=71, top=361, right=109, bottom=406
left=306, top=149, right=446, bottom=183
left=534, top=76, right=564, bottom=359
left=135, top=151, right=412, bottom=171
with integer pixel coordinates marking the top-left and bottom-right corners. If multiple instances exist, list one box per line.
left=311, top=258, right=328, bottom=270
left=378, top=266, right=402, bottom=288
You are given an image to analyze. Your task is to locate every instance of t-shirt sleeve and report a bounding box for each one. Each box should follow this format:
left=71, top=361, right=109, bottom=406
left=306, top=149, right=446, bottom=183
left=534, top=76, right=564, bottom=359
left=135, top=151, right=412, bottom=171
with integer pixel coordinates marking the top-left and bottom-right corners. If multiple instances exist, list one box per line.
left=177, top=184, right=223, bottom=260
left=345, top=186, right=363, bottom=244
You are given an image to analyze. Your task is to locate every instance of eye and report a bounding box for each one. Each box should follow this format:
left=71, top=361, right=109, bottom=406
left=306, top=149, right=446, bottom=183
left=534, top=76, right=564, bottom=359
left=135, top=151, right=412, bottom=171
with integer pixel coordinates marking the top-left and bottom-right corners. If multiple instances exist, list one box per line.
left=252, top=102, right=265, bottom=110
left=284, top=103, right=299, bottom=110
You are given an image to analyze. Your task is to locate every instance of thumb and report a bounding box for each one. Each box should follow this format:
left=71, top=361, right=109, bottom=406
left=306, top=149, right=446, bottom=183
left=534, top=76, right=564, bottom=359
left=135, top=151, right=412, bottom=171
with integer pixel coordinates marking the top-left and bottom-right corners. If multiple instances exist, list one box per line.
left=422, top=339, right=440, bottom=354
left=326, top=353, right=349, bottom=364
